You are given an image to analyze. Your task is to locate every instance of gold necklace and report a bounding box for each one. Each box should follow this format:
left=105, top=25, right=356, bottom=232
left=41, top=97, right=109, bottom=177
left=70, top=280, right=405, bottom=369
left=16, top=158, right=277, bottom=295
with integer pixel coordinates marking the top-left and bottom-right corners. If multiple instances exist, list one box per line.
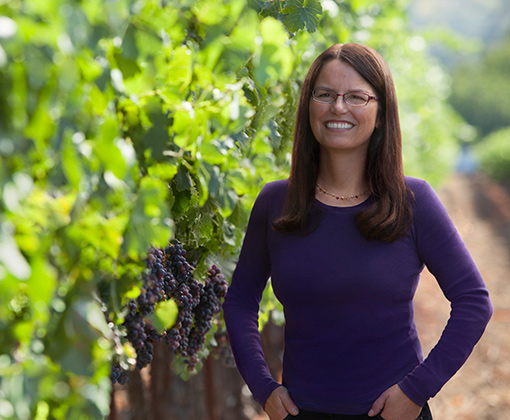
left=316, top=183, right=369, bottom=201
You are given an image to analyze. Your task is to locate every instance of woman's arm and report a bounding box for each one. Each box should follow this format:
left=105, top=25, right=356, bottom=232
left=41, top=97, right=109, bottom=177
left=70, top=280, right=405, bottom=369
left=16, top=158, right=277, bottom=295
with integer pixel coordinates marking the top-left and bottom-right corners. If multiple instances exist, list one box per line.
left=398, top=180, right=493, bottom=406
left=222, top=185, right=282, bottom=408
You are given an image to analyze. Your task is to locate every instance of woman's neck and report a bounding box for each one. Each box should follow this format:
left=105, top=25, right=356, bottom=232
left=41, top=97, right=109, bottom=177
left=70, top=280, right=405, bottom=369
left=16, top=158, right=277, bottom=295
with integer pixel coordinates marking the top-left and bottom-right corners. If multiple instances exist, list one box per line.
left=317, top=149, right=368, bottom=195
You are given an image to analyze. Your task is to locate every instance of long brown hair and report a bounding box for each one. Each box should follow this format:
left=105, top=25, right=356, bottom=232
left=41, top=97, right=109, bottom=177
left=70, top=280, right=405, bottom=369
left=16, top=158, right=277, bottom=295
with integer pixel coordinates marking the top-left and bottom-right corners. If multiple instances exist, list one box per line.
left=273, top=43, right=413, bottom=242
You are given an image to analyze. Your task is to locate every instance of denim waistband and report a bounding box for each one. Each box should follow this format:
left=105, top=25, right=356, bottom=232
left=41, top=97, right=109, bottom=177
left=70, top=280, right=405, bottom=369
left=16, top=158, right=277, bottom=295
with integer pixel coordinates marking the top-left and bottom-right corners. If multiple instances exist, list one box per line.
left=283, top=402, right=432, bottom=420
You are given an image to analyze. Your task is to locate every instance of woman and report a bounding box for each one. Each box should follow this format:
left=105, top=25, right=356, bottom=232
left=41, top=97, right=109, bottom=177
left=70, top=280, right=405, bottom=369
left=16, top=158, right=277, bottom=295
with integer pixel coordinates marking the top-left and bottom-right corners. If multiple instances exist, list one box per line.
left=222, top=43, right=492, bottom=420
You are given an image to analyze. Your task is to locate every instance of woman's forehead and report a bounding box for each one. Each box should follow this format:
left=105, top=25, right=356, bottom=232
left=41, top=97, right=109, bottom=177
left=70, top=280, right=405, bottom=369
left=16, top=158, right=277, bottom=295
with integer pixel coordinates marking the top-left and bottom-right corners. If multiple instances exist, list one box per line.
left=314, top=60, right=375, bottom=92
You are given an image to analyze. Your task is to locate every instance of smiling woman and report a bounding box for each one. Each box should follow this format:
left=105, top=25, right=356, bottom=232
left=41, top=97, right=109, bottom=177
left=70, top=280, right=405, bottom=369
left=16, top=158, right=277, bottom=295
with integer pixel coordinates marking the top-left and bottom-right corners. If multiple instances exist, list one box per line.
left=274, top=43, right=410, bottom=237
left=223, top=43, right=492, bottom=420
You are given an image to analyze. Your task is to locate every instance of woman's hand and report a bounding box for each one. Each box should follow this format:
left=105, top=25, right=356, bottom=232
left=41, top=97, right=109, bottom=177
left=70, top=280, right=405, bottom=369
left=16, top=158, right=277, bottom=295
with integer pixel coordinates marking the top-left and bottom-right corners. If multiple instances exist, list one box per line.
left=368, top=384, right=421, bottom=420
left=264, top=386, right=299, bottom=420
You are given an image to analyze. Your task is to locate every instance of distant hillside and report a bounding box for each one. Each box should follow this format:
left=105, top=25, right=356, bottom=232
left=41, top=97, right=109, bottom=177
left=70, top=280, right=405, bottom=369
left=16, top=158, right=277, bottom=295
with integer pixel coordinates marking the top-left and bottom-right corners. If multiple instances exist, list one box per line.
left=408, top=0, right=509, bottom=44
left=407, top=0, right=510, bottom=65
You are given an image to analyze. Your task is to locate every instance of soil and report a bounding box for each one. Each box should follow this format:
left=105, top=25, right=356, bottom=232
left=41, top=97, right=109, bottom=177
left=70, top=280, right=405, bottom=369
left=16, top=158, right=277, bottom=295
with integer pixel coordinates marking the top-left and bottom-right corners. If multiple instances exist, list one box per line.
left=254, top=173, right=510, bottom=420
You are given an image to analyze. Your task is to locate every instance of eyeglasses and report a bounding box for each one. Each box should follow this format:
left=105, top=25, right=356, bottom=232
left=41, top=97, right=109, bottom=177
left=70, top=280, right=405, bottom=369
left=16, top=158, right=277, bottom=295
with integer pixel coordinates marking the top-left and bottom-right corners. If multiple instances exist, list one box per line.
left=311, top=88, right=378, bottom=107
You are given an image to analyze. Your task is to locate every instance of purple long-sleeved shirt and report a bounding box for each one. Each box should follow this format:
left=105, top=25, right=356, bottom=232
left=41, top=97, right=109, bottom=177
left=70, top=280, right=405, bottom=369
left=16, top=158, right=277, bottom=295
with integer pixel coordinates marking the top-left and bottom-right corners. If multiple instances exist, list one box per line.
left=222, top=177, right=492, bottom=415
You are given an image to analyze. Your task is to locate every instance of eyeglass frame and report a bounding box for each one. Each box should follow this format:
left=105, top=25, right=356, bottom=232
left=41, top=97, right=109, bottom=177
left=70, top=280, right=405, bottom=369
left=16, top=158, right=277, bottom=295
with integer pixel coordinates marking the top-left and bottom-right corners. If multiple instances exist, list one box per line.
left=311, top=88, right=379, bottom=107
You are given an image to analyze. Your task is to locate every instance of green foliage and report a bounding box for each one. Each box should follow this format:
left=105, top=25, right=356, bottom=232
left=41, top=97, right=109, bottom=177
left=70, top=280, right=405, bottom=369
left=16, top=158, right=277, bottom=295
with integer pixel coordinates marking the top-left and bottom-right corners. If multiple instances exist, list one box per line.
left=476, top=127, right=510, bottom=182
left=250, top=0, right=323, bottom=33
left=282, top=0, right=323, bottom=33
left=450, top=38, right=510, bottom=136
left=0, top=0, right=463, bottom=418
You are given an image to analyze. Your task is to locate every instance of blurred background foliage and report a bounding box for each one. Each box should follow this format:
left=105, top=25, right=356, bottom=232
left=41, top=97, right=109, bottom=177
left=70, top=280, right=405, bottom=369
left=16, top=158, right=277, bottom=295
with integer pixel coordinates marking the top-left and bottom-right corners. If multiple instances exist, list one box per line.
left=0, top=0, right=507, bottom=418
left=449, top=39, right=510, bottom=137
left=408, top=0, right=510, bottom=180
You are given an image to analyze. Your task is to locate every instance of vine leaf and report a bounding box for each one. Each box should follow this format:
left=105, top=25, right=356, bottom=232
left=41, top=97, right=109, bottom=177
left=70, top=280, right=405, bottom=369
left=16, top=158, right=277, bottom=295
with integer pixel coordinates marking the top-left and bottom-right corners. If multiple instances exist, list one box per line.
left=247, top=0, right=265, bottom=13
left=282, top=0, right=323, bottom=33
left=148, top=300, right=179, bottom=333
left=260, top=0, right=281, bottom=19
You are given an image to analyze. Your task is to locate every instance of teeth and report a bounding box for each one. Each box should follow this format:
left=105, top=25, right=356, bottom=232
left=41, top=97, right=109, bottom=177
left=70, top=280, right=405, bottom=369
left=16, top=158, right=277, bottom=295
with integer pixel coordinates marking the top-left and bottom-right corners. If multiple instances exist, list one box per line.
left=326, top=122, right=353, bottom=129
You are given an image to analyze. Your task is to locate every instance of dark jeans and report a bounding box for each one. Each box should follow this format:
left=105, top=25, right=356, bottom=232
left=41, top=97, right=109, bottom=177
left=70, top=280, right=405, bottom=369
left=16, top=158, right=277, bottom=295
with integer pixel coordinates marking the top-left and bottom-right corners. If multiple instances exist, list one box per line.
left=283, top=402, right=432, bottom=420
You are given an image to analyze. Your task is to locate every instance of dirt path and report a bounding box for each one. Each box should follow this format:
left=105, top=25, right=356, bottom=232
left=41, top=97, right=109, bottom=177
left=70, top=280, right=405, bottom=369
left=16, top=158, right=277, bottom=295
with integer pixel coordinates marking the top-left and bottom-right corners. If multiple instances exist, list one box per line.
left=414, top=173, right=510, bottom=420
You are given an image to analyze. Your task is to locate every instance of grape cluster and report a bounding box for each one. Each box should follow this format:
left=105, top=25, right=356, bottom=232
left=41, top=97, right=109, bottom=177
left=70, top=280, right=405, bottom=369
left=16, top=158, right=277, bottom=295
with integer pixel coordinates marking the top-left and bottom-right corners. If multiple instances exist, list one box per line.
left=162, top=250, right=228, bottom=370
left=183, top=264, right=228, bottom=369
left=110, top=363, right=128, bottom=385
left=111, top=241, right=229, bottom=382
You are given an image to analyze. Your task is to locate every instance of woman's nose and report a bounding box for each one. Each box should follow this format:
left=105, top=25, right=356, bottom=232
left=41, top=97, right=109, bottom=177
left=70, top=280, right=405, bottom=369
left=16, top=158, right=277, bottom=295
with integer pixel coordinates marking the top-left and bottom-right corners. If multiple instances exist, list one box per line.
left=330, top=95, right=348, bottom=113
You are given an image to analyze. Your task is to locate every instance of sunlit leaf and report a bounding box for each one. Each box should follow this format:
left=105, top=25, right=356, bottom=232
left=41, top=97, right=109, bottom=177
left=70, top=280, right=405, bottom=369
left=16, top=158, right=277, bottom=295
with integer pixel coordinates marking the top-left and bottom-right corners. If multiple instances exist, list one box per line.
left=0, top=233, right=31, bottom=280
left=96, top=116, right=127, bottom=179
left=147, top=300, right=178, bottom=333
left=148, top=162, right=179, bottom=181
left=253, top=18, right=293, bottom=85
left=26, top=256, right=57, bottom=321
left=122, top=177, right=172, bottom=258
left=166, top=45, right=192, bottom=89
left=62, top=131, right=85, bottom=189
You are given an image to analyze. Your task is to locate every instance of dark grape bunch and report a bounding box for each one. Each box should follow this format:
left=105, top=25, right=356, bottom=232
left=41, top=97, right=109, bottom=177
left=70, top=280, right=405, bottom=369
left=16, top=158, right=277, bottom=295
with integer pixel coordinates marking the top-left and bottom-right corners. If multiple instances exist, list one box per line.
left=110, top=241, right=228, bottom=382
left=181, top=264, right=228, bottom=369
left=110, top=362, right=128, bottom=385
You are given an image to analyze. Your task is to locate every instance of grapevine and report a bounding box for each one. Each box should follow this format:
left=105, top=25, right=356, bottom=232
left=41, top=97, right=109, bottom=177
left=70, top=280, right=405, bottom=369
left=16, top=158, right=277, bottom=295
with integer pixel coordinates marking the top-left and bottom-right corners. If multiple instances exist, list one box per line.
left=110, top=241, right=228, bottom=382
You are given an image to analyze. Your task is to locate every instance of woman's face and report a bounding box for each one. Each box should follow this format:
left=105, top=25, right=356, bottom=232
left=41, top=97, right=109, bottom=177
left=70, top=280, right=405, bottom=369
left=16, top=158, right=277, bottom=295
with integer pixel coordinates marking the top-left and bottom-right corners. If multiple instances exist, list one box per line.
left=309, top=59, right=379, bottom=157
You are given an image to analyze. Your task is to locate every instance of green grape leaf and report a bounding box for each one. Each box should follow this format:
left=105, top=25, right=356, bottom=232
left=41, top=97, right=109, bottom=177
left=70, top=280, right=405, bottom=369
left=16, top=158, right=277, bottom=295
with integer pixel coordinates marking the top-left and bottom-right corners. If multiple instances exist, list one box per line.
left=267, top=119, right=282, bottom=149
left=281, top=0, right=323, bottom=33
left=247, top=0, right=265, bottom=13
left=122, top=23, right=139, bottom=60
left=260, top=0, right=281, bottom=19
left=148, top=300, right=178, bottom=333
left=114, top=53, right=141, bottom=79
left=122, top=177, right=172, bottom=258
left=175, top=166, right=193, bottom=191
left=62, top=129, right=85, bottom=190
left=230, top=131, right=250, bottom=150
left=141, top=99, right=171, bottom=160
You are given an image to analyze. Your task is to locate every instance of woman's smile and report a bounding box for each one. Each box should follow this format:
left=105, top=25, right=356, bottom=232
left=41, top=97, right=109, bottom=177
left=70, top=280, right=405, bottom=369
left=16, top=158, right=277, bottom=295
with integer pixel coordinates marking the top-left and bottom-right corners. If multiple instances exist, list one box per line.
left=325, top=120, right=355, bottom=130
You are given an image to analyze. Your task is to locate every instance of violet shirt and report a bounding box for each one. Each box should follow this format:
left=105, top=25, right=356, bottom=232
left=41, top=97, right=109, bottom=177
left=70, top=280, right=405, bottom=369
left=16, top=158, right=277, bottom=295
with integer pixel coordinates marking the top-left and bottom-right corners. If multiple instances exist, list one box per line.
left=222, top=177, right=492, bottom=415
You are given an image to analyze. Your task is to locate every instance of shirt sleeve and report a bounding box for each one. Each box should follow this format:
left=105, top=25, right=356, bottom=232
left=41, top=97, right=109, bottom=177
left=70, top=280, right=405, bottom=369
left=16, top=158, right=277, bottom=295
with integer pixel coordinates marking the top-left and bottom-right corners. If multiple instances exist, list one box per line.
left=398, top=180, right=493, bottom=406
left=222, top=185, right=281, bottom=407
